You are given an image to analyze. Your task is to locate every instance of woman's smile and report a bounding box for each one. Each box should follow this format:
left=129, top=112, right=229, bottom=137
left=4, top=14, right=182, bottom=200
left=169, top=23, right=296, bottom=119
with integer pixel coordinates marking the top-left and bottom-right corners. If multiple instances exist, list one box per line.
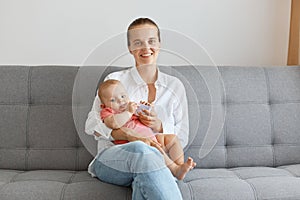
left=141, top=53, right=152, bottom=57
left=140, top=52, right=153, bottom=58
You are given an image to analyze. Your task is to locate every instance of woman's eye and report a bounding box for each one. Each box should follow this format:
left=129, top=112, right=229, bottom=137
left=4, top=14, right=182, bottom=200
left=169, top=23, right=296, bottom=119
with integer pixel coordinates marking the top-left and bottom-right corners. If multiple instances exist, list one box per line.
left=134, top=41, right=141, bottom=46
left=149, top=39, right=156, bottom=45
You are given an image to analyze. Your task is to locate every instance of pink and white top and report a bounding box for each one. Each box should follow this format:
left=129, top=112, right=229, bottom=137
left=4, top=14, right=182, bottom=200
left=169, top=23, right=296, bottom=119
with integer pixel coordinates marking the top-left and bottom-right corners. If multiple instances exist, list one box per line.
left=100, top=107, right=158, bottom=143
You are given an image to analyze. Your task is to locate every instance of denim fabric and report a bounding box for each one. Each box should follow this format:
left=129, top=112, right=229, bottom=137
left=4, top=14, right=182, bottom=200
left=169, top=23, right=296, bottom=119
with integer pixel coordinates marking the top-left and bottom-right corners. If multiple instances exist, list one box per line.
left=94, top=141, right=183, bottom=200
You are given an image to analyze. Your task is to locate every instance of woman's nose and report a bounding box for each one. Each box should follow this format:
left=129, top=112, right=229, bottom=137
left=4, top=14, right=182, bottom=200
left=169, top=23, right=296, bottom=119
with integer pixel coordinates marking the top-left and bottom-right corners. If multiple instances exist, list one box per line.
left=142, top=42, right=150, bottom=49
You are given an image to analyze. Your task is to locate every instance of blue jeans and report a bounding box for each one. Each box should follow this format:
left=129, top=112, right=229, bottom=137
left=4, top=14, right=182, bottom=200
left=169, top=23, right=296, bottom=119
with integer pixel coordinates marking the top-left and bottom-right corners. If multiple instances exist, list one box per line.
left=94, top=141, right=183, bottom=200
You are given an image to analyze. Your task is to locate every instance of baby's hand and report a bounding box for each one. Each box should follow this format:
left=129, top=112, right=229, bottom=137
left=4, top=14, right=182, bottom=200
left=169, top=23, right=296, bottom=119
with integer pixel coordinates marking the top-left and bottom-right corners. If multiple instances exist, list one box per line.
left=128, top=102, right=138, bottom=114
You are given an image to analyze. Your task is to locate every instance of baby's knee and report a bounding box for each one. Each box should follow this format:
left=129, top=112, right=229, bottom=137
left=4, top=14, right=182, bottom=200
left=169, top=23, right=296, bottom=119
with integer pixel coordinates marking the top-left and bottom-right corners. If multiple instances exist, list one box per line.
left=165, top=134, right=178, bottom=143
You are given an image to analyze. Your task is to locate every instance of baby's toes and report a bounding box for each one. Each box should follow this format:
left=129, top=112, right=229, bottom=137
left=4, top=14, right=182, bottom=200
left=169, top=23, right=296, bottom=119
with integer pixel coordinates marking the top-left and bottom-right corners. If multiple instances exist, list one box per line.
left=187, top=157, right=194, bottom=165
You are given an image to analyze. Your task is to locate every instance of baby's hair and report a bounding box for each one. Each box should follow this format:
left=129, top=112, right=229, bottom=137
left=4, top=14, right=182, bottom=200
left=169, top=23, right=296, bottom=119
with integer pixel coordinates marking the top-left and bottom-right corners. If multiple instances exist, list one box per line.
left=98, top=79, right=120, bottom=102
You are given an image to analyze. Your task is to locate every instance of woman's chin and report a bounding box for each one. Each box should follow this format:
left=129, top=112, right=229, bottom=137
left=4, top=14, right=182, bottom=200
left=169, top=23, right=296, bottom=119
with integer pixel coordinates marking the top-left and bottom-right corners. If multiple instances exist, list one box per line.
left=137, top=62, right=156, bottom=67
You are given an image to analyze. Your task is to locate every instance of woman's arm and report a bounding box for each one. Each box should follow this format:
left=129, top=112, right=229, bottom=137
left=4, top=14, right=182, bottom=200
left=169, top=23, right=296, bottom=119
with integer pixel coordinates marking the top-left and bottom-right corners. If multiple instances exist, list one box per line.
left=172, top=98, right=189, bottom=148
left=170, top=81, right=189, bottom=148
left=111, top=127, right=162, bottom=148
left=85, top=71, right=124, bottom=139
left=142, top=78, right=189, bottom=148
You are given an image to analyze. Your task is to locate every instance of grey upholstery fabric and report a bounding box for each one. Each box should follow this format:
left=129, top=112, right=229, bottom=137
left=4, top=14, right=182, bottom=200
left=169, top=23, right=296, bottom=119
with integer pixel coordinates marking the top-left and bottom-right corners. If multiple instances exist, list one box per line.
left=0, top=66, right=93, bottom=171
left=1, top=65, right=300, bottom=200
left=184, top=66, right=300, bottom=169
left=0, top=169, right=131, bottom=200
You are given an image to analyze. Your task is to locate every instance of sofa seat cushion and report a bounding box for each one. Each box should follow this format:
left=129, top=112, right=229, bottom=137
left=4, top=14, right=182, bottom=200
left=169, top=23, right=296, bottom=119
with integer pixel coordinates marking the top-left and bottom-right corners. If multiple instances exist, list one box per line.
left=0, top=170, right=131, bottom=200
left=181, top=165, right=300, bottom=200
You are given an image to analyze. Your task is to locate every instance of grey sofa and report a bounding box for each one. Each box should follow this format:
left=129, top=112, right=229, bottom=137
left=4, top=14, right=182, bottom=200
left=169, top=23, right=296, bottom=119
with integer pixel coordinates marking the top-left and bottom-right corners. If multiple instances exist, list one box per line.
left=1, top=65, right=300, bottom=200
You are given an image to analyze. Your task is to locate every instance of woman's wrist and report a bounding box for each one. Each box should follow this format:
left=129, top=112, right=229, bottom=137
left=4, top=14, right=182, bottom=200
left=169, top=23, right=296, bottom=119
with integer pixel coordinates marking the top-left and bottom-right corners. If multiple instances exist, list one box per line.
left=111, top=129, right=127, bottom=140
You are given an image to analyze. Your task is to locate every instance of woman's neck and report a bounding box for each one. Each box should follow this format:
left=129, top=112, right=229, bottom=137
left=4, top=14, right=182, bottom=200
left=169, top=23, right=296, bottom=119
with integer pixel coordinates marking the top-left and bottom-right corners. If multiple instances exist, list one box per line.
left=136, top=64, right=158, bottom=84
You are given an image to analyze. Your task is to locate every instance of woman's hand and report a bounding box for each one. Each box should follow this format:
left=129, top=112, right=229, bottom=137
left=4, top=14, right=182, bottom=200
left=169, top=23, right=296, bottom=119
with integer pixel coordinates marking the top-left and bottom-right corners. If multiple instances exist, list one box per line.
left=138, top=103, right=163, bottom=133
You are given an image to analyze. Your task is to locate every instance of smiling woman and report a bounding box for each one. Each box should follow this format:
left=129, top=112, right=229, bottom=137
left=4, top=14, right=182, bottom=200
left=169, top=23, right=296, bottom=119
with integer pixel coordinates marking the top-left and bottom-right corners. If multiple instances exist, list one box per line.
left=85, top=17, right=190, bottom=200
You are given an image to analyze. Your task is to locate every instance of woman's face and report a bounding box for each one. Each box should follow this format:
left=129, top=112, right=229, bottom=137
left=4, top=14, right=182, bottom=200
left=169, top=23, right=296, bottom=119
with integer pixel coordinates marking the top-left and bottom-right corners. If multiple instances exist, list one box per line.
left=128, top=24, right=160, bottom=67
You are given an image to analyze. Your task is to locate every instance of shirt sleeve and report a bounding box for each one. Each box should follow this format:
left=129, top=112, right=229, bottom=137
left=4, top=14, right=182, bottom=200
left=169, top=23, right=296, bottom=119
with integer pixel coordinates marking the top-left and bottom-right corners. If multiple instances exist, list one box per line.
left=85, top=94, right=112, bottom=139
left=162, top=80, right=189, bottom=149
left=85, top=72, right=120, bottom=140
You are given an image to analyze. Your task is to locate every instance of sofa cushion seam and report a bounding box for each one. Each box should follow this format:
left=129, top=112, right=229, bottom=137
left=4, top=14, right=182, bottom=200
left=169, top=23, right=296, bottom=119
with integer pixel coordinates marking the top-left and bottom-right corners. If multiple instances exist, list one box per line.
left=279, top=167, right=299, bottom=177
left=25, top=67, right=32, bottom=171
left=233, top=171, right=258, bottom=200
left=9, top=171, right=26, bottom=183
left=261, top=195, right=300, bottom=200
left=243, top=179, right=258, bottom=200
left=263, top=68, right=275, bottom=167
left=59, top=171, right=76, bottom=200
left=224, top=102, right=228, bottom=169
left=187, top=182, right=194, bottom=200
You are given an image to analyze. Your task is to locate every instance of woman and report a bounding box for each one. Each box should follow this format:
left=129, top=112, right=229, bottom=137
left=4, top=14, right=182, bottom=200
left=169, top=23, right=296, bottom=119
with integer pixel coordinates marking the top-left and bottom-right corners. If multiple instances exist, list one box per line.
left=85, top=17, right=189, bottom=200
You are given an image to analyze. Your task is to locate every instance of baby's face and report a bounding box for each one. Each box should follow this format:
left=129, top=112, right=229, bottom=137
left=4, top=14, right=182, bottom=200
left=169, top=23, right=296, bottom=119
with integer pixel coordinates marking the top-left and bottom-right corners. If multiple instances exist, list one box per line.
left=102, top=83, right=130, bottom=112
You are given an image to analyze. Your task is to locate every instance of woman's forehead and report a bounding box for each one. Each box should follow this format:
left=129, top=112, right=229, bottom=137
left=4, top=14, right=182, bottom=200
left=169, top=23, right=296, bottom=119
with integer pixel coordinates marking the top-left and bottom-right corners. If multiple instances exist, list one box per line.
left=128, top=26, right=159, bottom=41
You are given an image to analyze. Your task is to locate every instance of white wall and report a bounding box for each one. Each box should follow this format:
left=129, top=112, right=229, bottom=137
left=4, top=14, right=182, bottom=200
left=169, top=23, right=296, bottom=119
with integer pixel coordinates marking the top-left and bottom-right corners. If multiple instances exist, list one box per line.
left=0, top=0, right=291, bottom=66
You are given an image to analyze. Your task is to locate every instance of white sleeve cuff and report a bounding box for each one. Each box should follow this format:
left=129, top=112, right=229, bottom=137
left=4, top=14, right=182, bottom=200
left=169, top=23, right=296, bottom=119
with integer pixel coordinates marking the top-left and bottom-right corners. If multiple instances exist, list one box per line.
left=93, top=123, right=112, bottom=139
left=161, top=121, right=174, bottom=134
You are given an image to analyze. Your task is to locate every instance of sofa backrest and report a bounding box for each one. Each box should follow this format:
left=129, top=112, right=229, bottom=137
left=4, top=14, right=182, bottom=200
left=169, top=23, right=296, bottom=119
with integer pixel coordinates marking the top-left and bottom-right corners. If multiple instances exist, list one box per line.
left=0, top=66, right=93, bottom=170
left=95, top=65, right=300, bottom=168
left=1, top=65, right=300, bottom=170
left=181, top=65, right=300, bottom=168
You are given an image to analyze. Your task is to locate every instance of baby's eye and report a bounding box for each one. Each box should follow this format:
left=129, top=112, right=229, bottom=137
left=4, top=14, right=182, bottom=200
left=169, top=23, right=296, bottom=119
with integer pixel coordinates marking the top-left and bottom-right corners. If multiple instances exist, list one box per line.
left=110, top=99, right=115, bottom=102
left=121, top=95, right=126, bottom=98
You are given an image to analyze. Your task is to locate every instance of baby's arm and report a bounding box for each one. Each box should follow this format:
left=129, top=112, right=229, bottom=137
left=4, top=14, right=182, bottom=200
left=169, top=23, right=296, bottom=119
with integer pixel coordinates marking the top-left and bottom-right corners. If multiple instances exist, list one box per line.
left=103, top=102, right=137, bottom=129
left=104, top=111, right=132, bottom=129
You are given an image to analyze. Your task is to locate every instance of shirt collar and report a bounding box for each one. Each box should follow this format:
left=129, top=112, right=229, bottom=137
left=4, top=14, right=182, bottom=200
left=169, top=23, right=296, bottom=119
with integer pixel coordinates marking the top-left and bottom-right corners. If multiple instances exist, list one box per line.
left=130, top=66, right=167, bottom=86
left=130, top=66, right=144, bottom=85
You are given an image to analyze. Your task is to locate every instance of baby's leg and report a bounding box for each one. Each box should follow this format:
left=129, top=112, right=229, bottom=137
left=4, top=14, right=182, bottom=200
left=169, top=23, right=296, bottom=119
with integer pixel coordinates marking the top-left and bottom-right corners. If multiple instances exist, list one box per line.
left=155, top=134, right=196, bottom=180
left=160, top=151, right=196, bottom=180
left=155, top=134, right=186, bottom=164
left=163, top=134, right=184, bottom=165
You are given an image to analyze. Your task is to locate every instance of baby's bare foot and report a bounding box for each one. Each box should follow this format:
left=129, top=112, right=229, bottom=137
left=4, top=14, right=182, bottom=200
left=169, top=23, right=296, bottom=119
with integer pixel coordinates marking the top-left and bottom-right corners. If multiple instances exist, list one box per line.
left=174, top=157, right=196, bottom=180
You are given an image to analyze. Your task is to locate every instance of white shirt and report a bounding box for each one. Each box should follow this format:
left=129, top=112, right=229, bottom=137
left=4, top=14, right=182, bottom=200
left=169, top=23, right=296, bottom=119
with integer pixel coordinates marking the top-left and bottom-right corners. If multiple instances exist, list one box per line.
left=85, top=66, right=189, bottom=176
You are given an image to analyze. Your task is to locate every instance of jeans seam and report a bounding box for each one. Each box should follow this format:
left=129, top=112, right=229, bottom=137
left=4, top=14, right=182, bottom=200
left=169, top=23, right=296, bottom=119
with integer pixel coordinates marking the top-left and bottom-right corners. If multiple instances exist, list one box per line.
left=135, top=179, right=149, bottom=200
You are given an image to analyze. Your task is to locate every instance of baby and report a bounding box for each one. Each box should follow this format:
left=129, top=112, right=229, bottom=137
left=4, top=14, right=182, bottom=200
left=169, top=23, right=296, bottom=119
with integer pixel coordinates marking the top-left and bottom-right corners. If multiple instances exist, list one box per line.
left=98, top=79, right=196, bottom=180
